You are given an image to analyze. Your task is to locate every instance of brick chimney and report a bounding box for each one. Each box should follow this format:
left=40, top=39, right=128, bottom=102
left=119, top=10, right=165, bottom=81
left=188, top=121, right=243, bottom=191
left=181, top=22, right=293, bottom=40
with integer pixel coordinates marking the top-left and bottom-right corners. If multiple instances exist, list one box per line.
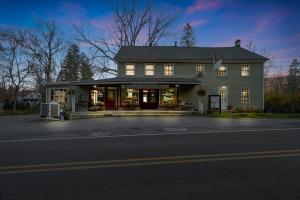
left=235, top=39, right=241, bottom=47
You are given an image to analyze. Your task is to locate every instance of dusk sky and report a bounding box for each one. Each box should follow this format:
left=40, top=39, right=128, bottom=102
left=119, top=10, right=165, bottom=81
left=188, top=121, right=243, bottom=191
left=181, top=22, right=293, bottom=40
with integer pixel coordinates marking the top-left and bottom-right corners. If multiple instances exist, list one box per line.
left=1, top=0, right=300, bottom=73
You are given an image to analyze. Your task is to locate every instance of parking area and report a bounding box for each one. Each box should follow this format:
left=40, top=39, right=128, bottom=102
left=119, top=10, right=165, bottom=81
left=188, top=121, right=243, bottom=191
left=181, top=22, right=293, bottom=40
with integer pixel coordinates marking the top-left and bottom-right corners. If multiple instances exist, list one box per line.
left=0, top=114, right=299, bottom=141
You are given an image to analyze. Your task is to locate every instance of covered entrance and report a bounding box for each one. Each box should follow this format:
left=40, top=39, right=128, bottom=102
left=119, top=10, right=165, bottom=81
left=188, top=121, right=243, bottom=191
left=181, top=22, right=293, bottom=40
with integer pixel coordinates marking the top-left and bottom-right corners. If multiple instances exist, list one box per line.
left=105, top=87, right=117, bottom=110
left=139, top=89, right=159, bottom=109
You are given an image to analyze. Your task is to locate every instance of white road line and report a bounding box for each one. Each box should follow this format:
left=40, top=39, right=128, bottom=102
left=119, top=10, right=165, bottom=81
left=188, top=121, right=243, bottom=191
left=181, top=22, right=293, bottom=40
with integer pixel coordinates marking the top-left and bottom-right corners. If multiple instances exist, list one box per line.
left=0, top=127, right=300, bottom=144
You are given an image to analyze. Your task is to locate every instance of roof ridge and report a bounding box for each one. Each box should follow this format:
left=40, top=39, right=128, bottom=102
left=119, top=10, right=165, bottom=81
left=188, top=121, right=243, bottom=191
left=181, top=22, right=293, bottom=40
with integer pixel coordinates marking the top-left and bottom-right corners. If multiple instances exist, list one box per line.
left=121, top=46, right=235, bottom=49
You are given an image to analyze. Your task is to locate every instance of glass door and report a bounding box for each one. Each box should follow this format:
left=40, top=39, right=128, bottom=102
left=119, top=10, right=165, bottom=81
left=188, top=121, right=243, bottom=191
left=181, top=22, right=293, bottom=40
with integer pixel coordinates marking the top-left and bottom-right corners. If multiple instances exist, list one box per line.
left=139, top=89, right=158, bottom=109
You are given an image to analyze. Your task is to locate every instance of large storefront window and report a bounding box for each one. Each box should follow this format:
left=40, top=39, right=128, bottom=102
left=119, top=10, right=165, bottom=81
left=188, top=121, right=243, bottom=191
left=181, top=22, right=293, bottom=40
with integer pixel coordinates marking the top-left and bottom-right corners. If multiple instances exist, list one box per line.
left=90, top=87, right=104, bottom=107
left=50, top=88, right=68, bottom=103
left=160, top=88, right=177, bottom=106
left=121, top=89, right=139, bottom=107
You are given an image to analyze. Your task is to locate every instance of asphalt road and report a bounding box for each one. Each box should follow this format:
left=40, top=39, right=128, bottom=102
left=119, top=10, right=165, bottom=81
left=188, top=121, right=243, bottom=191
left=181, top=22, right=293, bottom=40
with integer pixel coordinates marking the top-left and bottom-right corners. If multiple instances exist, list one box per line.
left=1, top=121, right=300, bottom=200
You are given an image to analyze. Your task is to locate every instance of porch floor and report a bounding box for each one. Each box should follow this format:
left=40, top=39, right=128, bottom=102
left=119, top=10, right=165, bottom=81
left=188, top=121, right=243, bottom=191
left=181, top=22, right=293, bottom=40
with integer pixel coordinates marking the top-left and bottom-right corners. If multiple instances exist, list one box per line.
left=71, top=110, right=196, bottom=119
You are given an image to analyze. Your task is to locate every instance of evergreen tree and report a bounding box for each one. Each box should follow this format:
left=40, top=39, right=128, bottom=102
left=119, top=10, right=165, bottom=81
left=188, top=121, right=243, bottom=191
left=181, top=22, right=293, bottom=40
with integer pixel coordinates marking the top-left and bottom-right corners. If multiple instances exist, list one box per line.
left=287, top=58, right=300, bottom=94
left=60, top=44, right=81, bottom=81
left=80, top=53, right=93, bottom=80
left=180, top=23, right=196, bottom=47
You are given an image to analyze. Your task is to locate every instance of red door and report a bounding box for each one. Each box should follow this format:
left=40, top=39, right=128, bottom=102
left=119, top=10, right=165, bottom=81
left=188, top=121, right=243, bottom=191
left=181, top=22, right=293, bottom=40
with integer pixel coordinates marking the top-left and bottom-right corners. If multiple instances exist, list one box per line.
left=105, top=89, right=116, bottom=110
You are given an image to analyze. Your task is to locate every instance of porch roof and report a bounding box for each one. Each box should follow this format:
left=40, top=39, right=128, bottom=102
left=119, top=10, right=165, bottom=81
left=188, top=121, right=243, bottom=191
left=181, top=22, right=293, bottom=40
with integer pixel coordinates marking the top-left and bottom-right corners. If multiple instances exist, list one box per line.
left=45, top=77, right=201, bottom=87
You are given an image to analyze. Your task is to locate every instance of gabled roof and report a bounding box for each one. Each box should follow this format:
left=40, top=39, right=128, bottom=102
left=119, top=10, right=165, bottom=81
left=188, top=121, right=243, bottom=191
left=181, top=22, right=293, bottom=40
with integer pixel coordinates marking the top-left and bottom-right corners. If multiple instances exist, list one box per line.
left=115, top=46, right=269, bottom=63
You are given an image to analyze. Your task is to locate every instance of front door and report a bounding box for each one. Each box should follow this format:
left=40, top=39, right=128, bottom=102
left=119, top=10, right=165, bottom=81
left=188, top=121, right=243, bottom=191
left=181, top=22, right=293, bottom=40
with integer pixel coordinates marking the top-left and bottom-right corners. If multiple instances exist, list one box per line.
left=219, top=87, right=228, bottom=111
left=105, top=88, right=116, bottom=110
left=139, top=89, right=158, bottom=109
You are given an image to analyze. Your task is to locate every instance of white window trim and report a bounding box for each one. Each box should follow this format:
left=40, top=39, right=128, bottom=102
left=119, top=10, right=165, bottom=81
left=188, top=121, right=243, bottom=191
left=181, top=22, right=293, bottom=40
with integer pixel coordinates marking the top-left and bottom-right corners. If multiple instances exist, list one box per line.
left=241, top=64, right=250, bottom=77
left=241, top=88, right=250, bottom=104
left=125, top=63, right=135, bottom=76
left=218, top=64, right=228, bottom=76
left=144, top=63, right=155, bottom=76
left=164, top=63, right=174, bottom=76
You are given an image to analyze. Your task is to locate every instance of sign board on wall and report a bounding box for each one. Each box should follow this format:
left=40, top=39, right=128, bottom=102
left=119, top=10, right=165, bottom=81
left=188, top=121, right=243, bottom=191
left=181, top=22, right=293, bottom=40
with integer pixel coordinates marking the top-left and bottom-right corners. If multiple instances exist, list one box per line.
left=208, top=95, right=221, bottom=112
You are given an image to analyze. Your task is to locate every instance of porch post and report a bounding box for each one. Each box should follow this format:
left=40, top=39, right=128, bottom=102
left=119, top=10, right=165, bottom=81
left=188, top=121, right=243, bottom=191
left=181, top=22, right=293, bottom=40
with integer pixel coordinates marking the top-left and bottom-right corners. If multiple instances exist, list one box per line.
left=72, top=95, right=75, bottom=112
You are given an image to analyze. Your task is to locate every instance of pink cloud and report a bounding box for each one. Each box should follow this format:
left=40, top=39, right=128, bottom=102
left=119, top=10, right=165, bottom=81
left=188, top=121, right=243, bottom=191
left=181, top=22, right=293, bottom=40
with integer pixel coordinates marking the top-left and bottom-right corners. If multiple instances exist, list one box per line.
left=187, top=0, right=222, bottom=13
left=253, top=10, right=288, bottom=34
left=272, top=46, right=300, bottom=58
left=190, top=19, right=207, bottom=27
left=60, top=2, right=85, bottom=14
left=90, top=15, right=114, bottom=30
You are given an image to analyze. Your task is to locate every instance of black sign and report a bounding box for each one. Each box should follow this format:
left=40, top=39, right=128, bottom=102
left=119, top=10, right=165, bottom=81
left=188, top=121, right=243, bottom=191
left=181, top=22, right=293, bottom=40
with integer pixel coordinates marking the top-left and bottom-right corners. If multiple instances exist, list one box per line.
left=208, top=95, right=221, bottom=112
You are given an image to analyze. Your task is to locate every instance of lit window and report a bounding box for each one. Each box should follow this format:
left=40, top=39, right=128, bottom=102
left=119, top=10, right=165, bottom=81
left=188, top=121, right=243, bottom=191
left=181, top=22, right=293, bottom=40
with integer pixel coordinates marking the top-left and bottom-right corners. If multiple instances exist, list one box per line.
left=160, top=88, right=177, bottom=106
left=219, top=86, right=227, bottom=102
left=218, top=65, right=227, bottom=76
left=164, top=64, right=174, bottom=76
left=196, top=64, right=205, bottom=76
left=241, top=64, right=250, bottom=76
left=125, top=64, right=135, bottom=76
left=145, top=64, right=154, bottom=76
left=121, top=88, right=139, bottom=107
left=50, top=89, right=68, bottom=103
left=241, top=88, right=249, bottom=103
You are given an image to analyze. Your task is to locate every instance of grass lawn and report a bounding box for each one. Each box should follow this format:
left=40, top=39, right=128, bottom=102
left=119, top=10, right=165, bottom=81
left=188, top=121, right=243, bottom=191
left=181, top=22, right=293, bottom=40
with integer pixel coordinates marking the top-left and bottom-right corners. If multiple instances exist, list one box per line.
left=208, top=112, right=300, bottom=119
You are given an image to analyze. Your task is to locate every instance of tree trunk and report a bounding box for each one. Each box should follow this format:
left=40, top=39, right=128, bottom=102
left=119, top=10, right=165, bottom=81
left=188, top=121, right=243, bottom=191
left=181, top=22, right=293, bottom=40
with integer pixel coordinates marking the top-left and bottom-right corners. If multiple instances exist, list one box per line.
left=13, top=91, right=17, bottom=114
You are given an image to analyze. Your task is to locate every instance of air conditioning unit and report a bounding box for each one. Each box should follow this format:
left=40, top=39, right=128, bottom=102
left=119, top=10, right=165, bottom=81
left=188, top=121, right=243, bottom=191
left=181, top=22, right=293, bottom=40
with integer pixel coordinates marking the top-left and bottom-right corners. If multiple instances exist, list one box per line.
left=40, top=102, right=60, bottom=119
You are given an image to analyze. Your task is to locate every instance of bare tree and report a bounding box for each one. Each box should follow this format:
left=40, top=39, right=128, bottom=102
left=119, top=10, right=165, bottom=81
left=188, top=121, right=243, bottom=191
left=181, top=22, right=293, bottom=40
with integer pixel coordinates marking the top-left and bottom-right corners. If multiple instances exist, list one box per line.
left=0, top=29, right=31, bottom=113
left=74, top=0, right=175, bottom=77
left=246, top=40, right=273, bottom=78
left=266, top=68, right=287, bottom=94
left=26, top=21, right=65, bottom=85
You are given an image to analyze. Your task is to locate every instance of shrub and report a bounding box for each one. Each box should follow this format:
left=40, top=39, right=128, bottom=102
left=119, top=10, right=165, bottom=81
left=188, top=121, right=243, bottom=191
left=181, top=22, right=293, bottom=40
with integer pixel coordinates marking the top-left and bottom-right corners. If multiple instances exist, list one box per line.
left=265, top=92, right=300, bottom=113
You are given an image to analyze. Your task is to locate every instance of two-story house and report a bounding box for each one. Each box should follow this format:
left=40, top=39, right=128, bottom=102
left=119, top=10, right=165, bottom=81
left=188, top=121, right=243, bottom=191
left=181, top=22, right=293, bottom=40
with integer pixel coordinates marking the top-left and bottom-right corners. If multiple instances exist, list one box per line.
left=45, top=39, right=268, bottom=113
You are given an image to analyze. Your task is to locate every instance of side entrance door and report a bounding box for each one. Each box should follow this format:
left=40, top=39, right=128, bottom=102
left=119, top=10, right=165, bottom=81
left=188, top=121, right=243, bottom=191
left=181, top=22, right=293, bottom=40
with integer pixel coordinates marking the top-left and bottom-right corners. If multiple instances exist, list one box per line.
left=139, top=89, right=159, bottom=109
left=219, top=87, right=228, bottom=111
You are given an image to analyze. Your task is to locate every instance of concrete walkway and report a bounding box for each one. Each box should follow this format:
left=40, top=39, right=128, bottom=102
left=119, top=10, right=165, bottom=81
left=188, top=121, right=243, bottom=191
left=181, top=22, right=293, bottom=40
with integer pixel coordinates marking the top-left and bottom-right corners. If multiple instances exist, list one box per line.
left=71, top=110, right=196, bottom=119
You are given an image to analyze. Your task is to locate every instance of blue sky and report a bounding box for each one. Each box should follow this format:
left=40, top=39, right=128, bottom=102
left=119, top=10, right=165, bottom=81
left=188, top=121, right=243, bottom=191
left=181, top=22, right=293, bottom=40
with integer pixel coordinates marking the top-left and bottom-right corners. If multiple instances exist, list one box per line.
left=1, top=0, right=300, bottom=73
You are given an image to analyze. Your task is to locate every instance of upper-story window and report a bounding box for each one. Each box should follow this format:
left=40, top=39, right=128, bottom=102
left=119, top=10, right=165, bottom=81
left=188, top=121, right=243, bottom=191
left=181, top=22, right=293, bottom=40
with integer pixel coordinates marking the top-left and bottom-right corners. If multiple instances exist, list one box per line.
left=241, top=64, right=250, bottom=76
left=196, top=64, right=205, bottom=76
left=241, top=88, right=249, bottom=103
left=164, top=64, right=174, bottom=76
left=218, top=64, right=227, bottom=76
left=125, top=64, right=135, bottom=76
left=145, top=64, right=155, bottom=76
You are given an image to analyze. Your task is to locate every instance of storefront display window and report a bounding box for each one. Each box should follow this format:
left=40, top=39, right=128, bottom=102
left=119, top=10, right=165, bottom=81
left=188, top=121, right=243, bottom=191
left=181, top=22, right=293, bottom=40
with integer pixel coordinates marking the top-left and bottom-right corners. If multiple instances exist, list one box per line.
left=90, top=87, right=104, bottom=108
left=160, top=88, right=177, bottom=106
left=121, top=89, right=139, bottom=107
left=50, top=88, right=68, bottom=103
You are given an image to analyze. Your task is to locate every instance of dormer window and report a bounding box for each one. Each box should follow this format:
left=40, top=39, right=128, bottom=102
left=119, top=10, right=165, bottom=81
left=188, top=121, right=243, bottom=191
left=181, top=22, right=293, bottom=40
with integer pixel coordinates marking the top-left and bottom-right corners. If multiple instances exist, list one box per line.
left=164, top=64, right=174, bottom=76
left=145, top=64, right=155, bottom=76
left=125, top=64, right=135, bottom=76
